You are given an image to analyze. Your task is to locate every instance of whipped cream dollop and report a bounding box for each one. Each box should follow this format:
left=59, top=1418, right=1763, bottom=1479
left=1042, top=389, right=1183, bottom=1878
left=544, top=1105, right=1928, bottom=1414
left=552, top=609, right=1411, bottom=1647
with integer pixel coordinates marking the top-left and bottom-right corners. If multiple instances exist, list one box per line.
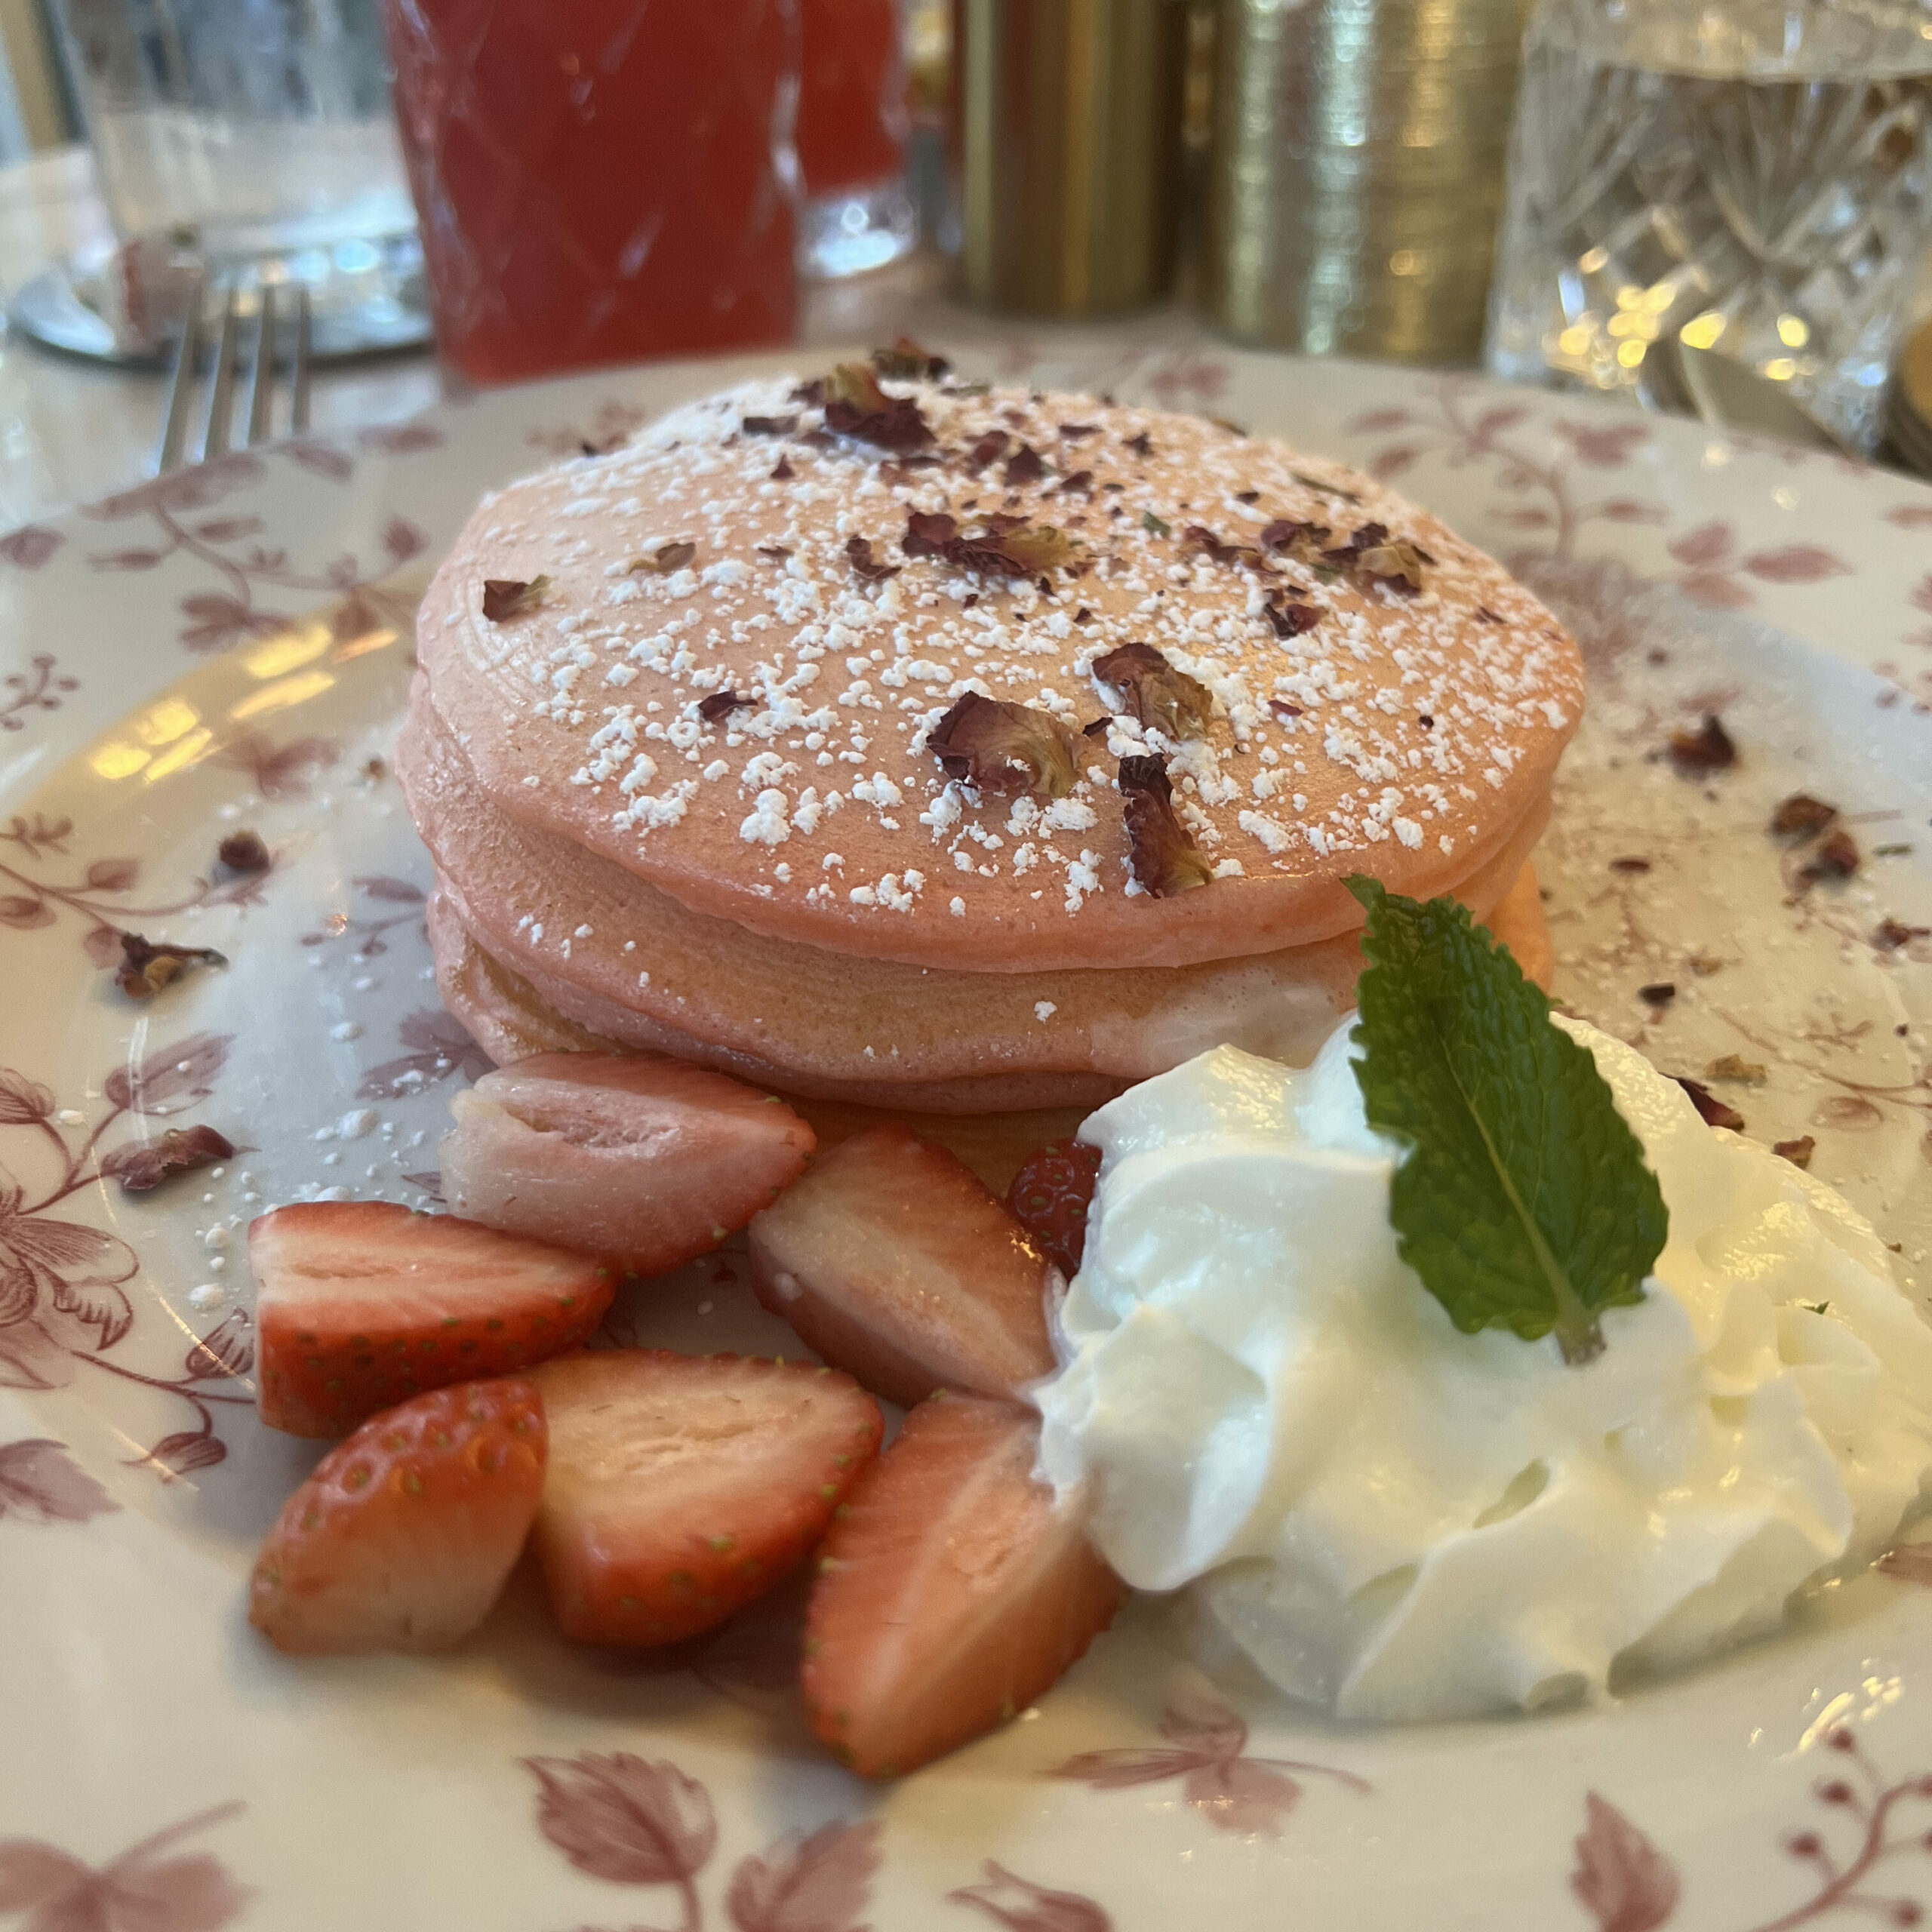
left=1035, top=1017, right=1932, bottom=1721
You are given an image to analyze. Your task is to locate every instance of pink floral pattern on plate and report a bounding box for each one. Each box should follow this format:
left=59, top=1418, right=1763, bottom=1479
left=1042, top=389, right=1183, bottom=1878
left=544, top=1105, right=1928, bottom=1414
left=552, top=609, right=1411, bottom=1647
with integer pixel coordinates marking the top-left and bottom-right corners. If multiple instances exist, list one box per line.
left=525, top=1751, right=882, bottom=1932
left=0, top=1438, right=117, bottom=1525
left=0, top=1801, right=250, bottom=1932
left=1, top=658, right=78, bottom=736
left=948, top=1863, right=1111, bottom=1931
left=83, top=452, right=427, bottom=655
left=1574, top=1728, right=1932, bottom=1930
left=0, top=1035, right=250, bottom=1473
left=1054, top=1676, right=1368, bottom=1835
left=0, top=808, right=281, bottom=964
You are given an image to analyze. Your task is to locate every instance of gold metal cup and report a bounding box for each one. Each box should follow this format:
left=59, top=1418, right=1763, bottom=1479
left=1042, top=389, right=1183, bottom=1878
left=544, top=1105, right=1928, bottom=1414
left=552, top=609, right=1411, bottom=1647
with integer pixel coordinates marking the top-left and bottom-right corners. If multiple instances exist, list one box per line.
left=1206, top=0, right=1534, bottom=362
left=955, top=0, right=1191, bottom=317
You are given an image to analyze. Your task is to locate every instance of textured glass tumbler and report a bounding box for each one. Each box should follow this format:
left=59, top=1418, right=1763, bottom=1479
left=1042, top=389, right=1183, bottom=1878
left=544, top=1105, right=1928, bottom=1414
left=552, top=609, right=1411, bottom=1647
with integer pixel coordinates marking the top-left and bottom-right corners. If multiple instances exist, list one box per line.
left=52, top=0, right=416, bottom=269
left=1486, top=0, right=1932, bottom=453
left=385, top=0, right=800, bottom=385
left=798, top=0, right=917, bottom=277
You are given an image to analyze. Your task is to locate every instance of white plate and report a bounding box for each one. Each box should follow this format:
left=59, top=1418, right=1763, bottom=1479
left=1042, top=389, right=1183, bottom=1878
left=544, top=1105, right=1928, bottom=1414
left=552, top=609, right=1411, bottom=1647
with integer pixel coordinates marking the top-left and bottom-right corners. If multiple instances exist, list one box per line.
left=2, top=346, right=1930, bottom=1932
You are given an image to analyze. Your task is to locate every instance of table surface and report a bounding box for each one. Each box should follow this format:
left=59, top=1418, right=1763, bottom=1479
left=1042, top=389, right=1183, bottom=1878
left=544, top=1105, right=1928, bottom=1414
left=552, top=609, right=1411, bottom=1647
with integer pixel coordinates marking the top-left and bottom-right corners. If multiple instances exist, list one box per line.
left=0, top=145, right=1246, bottom=533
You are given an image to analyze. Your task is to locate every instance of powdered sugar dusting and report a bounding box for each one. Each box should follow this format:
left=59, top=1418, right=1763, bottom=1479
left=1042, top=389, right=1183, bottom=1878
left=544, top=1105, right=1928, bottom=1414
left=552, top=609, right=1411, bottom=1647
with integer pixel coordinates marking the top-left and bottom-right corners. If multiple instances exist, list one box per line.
left=429, top=372, right=1580, bottom=957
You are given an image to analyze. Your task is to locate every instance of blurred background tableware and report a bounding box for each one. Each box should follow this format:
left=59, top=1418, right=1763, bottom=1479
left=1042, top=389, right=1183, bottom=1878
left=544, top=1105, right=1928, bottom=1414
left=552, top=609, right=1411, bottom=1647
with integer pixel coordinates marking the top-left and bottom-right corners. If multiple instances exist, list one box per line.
left=20, top=0, right=429, bottom=359
left=798, top=0, right=918, bottom=277
left=1486, top=0, right=1932, bottom=456
left=152, top=271, right=310, bottom=472
left=1204, top=0, right=1534, bottom=363
left=383, top=0, right=801, bottom=387
left=1892, top=313, right=1932, bottom=472
left=955, top=0, right=1189, bottom=318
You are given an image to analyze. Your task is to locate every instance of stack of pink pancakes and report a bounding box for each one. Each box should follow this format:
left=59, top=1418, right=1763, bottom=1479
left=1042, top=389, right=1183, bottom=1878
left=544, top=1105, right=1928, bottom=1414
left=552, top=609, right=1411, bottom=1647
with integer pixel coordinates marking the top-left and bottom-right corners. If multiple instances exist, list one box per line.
left=399, top=368, right=1583, bottom=1117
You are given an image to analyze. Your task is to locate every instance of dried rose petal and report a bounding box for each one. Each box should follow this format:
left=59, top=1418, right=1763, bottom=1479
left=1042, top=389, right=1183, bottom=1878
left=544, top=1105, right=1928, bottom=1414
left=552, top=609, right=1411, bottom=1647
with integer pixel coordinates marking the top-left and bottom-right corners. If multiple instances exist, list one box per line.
left=925, top=692, right=1078, bottom=798
left=1124, top=430, right=1153, bottom=457
left=900, top=509, right=1078, bottom=580
left=1356, top=537, right=1430, bottom=595
left=1321, top=521, right=1389, bottom=567
left=1672, top=1076, right=1745, bottom=1131
left=994, top=525, right=1078, bottom=574
left=1118, top=755, right=1214, bottom=897
left=1770, top=792, right=1838, bottom=837
left=771, top=455, right=795, bottom=481
left=1668, top=715, right=1737, bottom=774
left=1266, top=598, right=1320, bottom=638
left=1056, top=469, right=1094, bottom=495
left=870, top=336, right=949, bottom=380
left=1774, top=1136, right=1816, bottom=1169
left=1798, top=829, right=1860, bottom=884
left=628, top=541, right=697, bottom=575
left=1269, top=698, right=1304, bottom=720
left=756, top=544, right=792, bottom=564
left=1258, top=518, right=1331, bottom=559
left=697, top=690, right=753, bottom=723
left=820, top=362, right=934, bottom=451
left=217, top=829, right=269, bottom=873
left=1610, top=857, right=1652, bottom=874
left=1705, top=1054, right=1767, bottom=1084
left=1057, top=422, right=1098, bottom=441
left=1639, top=982, right=1675, bottom=1006
left=115, top=931, right=226, bottom=1000
left=844, top=535, right=901, bottom=583
left=741, top=414, right=798, bottom=435
left=481, top=575, right=550, bottom=622
left=1876, top=918, right=1930, bottom=950
left=1004, top=444, right=1047, bottom=487
left=967, top=429, right=1011, bottom=470
left=1093, top=642, right=1213, bottom=740
left=1182, top=525, right=1266, bottom=570
left=902, top=509, right=958, bottom=558
left=105, top=1123, right=236, bottom=1192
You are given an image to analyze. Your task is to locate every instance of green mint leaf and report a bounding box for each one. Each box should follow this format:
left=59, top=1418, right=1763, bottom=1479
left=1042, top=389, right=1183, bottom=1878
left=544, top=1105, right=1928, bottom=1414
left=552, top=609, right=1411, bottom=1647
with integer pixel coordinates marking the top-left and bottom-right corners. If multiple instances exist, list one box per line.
left=1344, top=877, right=1668, bottom=1364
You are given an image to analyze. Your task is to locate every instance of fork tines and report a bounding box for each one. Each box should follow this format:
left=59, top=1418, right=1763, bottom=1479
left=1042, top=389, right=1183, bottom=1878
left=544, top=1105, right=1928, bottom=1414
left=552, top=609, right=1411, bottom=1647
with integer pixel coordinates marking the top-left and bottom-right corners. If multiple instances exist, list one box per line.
left=155, top=275, right=313, bottom=477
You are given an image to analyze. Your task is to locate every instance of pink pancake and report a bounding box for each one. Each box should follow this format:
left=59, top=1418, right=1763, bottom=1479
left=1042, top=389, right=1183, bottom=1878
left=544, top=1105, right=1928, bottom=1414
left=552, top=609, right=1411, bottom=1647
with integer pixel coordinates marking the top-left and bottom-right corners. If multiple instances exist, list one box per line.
left=403, top=687, right=1553, bottom=1106
left=411, top=373, right=1583, bottom=975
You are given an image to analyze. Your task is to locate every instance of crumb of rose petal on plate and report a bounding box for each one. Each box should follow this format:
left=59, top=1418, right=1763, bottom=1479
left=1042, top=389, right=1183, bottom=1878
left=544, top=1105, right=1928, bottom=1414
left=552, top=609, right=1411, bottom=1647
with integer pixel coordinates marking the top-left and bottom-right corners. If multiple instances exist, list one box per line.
left=250, top=1201, right=614, bottom=1437
left=249, top=1377, right=546, bottom=1654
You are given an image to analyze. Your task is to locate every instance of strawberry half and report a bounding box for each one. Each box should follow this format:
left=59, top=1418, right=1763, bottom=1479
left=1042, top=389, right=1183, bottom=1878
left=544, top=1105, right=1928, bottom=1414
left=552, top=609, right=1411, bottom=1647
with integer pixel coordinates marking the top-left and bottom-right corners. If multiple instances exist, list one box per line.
left=440, top=1053, right=815, bottom=1276
left=1007, top=1139, right=1101, bottom=1278
left=746, top=1124, right=1055, bottom=1408
left=252, top=1200, right=614, bottom=1438
left=531, top=1349, right=882, bottom=1647
left=803, top=1392, right=1121, bottom=1776
left=249, top=1377, right=546, bottom=1654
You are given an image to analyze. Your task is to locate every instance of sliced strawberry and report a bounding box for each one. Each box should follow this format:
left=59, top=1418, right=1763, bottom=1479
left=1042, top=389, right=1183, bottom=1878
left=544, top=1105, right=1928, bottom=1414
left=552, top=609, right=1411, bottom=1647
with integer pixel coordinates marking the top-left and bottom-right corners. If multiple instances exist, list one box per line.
left=746, top=1124, right=1054, bottom=1407
left=803, top=1392, right=1121, bottom=1776
left=531, top=1349, right=882, bottom=1647
left=252, top=1200, right=614, bottom=1438
left=1006, top=1139, right=1101, bottom=1278
left=441, top=1053, right=815, bottom=1276
left=249, top=1377, right=546, bottom=1654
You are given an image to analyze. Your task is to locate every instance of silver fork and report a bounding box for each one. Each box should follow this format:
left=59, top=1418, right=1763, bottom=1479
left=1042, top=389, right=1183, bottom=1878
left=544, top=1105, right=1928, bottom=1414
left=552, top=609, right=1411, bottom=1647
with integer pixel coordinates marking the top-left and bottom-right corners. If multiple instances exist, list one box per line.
left=154, top=273, right=313, bottom=475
